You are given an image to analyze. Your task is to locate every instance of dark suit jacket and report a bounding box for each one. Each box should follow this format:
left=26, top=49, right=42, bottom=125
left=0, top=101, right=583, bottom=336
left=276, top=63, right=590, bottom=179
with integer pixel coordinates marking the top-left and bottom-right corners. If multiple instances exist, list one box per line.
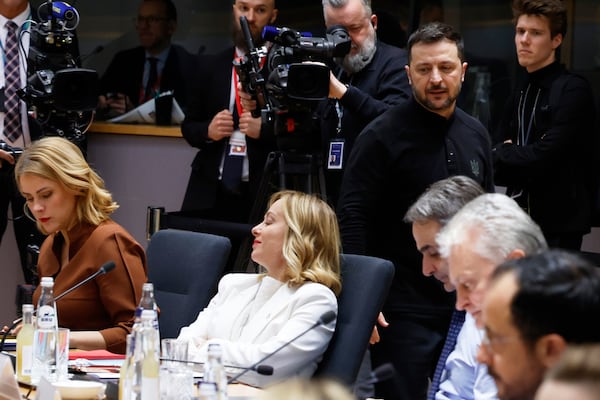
left=99, top=44, right=196, bottom=113
left=180, top=47, right=275, bottom=214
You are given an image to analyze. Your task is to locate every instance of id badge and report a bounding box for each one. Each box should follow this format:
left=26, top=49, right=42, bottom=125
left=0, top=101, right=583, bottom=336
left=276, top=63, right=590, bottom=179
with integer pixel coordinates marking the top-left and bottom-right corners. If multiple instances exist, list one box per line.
left=229, top=130, right=247, bottom=157
left=328, top=139, right=344, bottom=170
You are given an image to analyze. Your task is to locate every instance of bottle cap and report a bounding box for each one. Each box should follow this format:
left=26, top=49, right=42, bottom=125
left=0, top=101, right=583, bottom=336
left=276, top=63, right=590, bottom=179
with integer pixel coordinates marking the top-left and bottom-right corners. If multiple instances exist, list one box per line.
left=198, top=381, right=217, bottom=394
left=22, top=304, right=34, bottom=313
left=143, top=282, right=154, bottom=291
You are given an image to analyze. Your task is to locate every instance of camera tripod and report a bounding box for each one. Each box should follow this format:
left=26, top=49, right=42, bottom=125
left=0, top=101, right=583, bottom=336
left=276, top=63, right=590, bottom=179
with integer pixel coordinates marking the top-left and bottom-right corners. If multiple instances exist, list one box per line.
left=249, top=150, right=327, bottom=223
left=229, top=150, right=327, bottom=272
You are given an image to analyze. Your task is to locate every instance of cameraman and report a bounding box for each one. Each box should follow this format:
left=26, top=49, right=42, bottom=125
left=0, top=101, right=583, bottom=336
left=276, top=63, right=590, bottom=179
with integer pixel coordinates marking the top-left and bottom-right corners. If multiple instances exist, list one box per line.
left=180, top=0, right=278, bottom=226
left=0, top=0, right=45, bottom=284
left=318, top=0, right=412, bottom=207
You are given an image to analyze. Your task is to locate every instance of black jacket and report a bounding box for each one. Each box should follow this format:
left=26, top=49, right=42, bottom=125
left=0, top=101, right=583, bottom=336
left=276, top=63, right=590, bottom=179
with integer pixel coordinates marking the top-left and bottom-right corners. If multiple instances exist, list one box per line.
left=493, top=61, right=596, bottom=235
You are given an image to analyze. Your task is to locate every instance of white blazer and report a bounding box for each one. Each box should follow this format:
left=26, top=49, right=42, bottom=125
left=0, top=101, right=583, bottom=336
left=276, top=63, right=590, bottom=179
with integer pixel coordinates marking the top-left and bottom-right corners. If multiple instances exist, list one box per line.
left=178, top=273, right=338, bottom=387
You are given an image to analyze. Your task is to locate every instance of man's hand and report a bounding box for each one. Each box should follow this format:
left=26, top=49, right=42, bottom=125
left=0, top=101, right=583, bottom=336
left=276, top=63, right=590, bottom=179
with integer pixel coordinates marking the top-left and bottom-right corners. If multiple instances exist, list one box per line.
left=207, top=109, right=235, bottom=141
left=238, top=84, right=257, bottom=113
left=0, top=149, right=15, bottom=169
left=370, top=312, right=390, bottom=344
left=239, top=111, right=261, bottom=139
left=329, top=71, right=348, bottom=100
left=99, top=93, right=132, bottom=116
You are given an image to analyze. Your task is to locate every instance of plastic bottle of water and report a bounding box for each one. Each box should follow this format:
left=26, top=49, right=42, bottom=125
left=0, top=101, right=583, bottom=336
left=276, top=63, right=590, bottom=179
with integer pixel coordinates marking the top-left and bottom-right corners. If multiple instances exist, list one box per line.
left=203, top=343, right=228, bottom=400
left=134, top=283, right=159, bottom=332
left=16, top=304, right=34, bottom=383
left=31, top=277, right=59, bottom=385
left=119, top=334, right=134, bottom=400
left=129, top=310, right=160, bottom=400
left=197, top=382, right=218, bottom=400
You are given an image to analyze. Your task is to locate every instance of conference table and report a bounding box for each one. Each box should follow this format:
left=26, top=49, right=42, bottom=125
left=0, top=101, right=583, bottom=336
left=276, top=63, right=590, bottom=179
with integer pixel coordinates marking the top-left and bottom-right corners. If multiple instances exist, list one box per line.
left=13, top=348, right=262, bottom=400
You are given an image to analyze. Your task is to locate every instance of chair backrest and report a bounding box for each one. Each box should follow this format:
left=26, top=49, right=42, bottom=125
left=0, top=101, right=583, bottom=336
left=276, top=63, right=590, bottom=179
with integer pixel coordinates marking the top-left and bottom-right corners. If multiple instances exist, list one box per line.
left=146, top=229, right=231, bottom=339
left=314, top=253, right=395, bottom=386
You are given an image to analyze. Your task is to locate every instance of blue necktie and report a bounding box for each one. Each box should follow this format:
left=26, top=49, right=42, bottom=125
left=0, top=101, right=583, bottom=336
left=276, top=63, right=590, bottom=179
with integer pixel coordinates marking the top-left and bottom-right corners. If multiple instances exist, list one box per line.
left=428, top=309, right=466, bottom=399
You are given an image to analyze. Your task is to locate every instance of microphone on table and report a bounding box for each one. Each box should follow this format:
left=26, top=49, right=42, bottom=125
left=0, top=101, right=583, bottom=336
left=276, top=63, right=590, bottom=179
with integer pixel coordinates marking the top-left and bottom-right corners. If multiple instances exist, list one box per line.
left=160, top=357, right=274, bottom=377
left=227, top=310, right=337, bottom=384
left=0, top=261, right=117, bottom=352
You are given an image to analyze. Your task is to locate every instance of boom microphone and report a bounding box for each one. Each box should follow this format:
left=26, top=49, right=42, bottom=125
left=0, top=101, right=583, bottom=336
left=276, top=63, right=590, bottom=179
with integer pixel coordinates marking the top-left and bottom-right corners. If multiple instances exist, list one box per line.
left=227, top=310, right=337, bottom=384
left=0, top=261, right=116, bottom=352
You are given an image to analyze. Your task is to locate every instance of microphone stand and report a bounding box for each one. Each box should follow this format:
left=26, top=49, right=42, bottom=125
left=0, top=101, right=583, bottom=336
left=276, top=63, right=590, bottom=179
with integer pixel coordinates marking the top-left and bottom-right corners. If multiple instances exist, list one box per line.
left=227, top=310, right=336, bottom=384
left=0, top=261, right=116, bottom=352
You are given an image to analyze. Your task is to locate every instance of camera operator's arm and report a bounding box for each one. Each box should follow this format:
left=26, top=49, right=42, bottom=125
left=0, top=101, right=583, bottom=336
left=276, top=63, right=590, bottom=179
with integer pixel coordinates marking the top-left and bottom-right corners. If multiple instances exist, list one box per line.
left=329, top=71, right=348, bottom=100
left=0, top=149, right=15, bottom=168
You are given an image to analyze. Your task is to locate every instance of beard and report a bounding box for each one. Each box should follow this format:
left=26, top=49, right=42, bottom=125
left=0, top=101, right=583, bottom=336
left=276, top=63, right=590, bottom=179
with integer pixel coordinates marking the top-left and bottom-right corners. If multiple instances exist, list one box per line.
left=336, top=30, right=377, bottom=74
left=413, top=82, right=461, bottom=113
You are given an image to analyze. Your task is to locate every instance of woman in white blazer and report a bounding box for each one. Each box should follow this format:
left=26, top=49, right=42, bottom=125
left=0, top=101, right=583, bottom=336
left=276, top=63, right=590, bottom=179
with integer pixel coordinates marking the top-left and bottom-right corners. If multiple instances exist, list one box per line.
left=178, top=190, right=342, bottom=387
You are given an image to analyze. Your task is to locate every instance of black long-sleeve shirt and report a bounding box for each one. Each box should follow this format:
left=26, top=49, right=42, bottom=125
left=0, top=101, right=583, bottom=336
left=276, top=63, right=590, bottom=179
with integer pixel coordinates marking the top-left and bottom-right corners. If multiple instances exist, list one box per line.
left=338, top=97, right=494, bottom=312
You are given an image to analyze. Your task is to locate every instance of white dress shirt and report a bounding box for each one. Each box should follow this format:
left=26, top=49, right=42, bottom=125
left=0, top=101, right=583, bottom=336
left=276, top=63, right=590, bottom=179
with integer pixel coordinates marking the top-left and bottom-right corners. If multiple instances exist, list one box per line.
left=436, top=313, right=498, bottom=399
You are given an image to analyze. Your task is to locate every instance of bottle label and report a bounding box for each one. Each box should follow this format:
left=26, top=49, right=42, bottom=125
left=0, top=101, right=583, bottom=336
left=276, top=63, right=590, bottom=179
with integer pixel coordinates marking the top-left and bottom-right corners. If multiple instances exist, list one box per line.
left=21, top=345, right=33, bottom=376
left=36, top=305, right=56, bottom=329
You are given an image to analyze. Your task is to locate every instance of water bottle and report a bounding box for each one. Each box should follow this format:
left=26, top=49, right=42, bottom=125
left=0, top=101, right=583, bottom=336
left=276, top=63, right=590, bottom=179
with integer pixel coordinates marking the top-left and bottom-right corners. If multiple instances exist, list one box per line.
left=134, top=283, right=159, bottom=331
left=16, top=304, right=34, bottom=383
left=204, top=343, right=228, bottom=400
left=119, top=334, right=134, bottom=400
left=31, top=277, right=59, bottom=385
left=197, top=382, right=218, bottom=400
left=139, top=310, right=160, bottom=400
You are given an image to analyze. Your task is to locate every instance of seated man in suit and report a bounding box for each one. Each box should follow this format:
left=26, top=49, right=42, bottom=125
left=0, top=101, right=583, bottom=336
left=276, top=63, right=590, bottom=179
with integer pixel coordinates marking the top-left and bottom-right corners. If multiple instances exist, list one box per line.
left=97, top=0, right=196, bottom=117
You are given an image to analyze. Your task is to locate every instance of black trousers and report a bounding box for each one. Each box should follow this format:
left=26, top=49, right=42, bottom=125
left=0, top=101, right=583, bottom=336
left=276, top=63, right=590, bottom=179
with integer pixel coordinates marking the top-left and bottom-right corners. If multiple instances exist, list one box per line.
left=371, top=309, right=451, bottom=400
left=0, top=167, right=45, bottom=284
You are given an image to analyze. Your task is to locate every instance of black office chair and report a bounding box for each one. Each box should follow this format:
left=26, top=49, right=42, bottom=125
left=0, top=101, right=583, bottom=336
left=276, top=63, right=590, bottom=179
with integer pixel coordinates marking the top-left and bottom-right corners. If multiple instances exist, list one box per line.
left=146, top=229, right=231, bottom=339
left=314, top=253, right=395, bottom=387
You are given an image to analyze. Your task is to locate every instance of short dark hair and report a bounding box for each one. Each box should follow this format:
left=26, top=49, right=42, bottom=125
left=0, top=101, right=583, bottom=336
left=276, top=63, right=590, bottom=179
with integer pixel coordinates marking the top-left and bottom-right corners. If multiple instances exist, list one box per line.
left=493, top=249, right=600, bottom=345
left=406, top=21, right=465, bottom=64
left=144, top=0, right=177, bottom=21
left=512, top=0, right=567, bottom=38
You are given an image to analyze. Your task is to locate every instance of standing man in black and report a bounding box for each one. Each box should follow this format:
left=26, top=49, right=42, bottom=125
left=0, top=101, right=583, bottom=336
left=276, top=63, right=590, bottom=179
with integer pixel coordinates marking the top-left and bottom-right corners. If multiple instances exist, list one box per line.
left=180, top=0, right=278, bottom=225
left=98, top=0, right=196, bottom=117
left=337, top=22, right=494, bottom=399
left=320, top=0, right=411, bottom=207
left=492, top=0, right=597, bottom=250
left=0, top=0, right=45, bottom=284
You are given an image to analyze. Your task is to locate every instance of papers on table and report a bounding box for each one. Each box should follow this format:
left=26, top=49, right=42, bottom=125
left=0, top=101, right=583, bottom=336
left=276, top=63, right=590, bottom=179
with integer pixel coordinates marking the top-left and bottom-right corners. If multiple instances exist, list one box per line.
left=107, top=91, right=185, bottom=124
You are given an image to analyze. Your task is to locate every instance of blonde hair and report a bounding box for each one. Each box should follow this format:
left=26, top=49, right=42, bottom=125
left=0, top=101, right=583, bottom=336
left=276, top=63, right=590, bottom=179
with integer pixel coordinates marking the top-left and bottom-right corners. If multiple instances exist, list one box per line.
left=15, top=137, right=118, bottom=234
left=267, top=190, right=342, bottom=296
left=259, top=377, right=356, bottom=400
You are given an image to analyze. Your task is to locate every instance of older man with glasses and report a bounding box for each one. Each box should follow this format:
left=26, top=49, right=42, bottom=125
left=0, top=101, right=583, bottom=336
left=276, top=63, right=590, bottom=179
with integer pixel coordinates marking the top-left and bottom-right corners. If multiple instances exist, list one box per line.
left=98, top=0, right=196, bottom=118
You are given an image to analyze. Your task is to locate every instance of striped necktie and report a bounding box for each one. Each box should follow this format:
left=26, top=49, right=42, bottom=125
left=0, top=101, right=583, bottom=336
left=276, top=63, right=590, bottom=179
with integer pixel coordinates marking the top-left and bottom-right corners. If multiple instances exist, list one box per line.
left=4, top=21, right=22, bottom=141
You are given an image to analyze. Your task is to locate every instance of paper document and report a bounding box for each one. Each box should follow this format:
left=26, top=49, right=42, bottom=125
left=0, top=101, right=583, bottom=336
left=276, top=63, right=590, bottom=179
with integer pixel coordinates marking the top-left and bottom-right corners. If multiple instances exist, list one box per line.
left=107, top=91, right=185, bottom=124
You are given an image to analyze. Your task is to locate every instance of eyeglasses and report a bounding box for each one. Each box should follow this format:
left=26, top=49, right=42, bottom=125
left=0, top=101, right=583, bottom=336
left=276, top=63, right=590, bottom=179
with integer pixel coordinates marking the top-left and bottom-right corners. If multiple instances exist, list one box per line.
left=133, top=16, right=169, bottom=26
left=480, top=329, right=520, bottom=354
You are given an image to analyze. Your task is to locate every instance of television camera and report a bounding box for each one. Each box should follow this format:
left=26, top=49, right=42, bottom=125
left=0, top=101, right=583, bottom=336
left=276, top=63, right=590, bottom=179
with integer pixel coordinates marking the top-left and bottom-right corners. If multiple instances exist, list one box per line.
left=234, top=17, right=351, bottom=152
left=17, top=0, right=99, bottom=144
